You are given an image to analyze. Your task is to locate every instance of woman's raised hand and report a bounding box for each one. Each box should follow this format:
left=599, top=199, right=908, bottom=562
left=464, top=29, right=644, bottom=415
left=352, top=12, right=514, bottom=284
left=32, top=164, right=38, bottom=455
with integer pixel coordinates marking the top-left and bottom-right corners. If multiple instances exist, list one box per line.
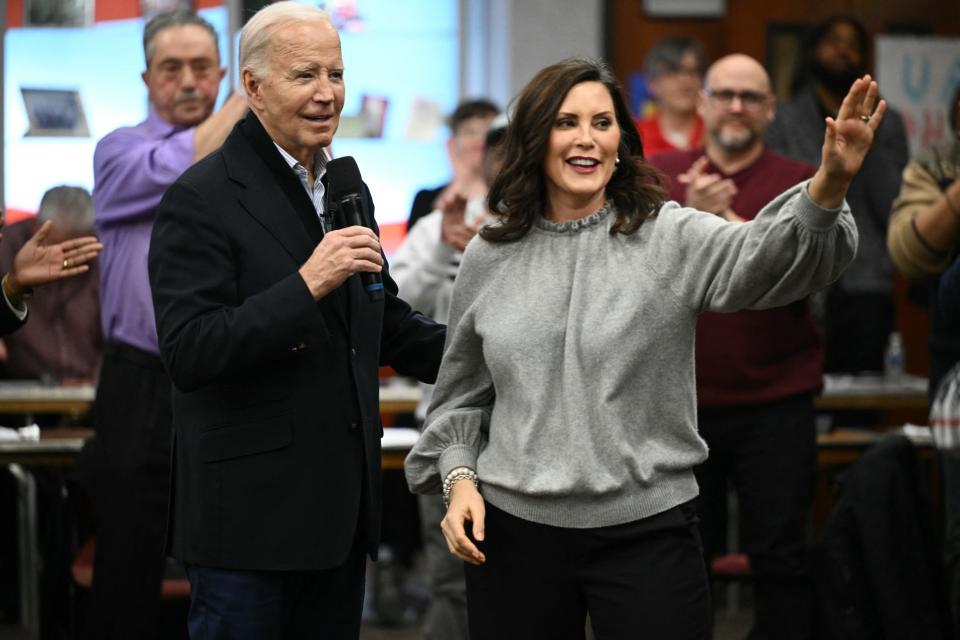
left=808, top=75, right=887, bottom=209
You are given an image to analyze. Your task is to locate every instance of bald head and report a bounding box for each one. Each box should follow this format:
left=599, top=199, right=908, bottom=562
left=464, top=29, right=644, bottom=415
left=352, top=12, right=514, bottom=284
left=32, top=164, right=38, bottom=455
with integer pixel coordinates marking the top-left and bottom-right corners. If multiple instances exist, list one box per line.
left=705, top=54, right=771, bottom=95
left=699, top=54, right=775, bottom=157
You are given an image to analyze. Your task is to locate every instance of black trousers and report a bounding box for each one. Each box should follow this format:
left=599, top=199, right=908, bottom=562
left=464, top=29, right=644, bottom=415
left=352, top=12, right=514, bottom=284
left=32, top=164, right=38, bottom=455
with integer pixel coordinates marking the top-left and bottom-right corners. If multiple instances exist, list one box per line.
left=80, top=341, right=173, bottom=640
left=464, top=501, right=711, bottom=640
left=823, top=289, right=893, bottom=374
left=695, top=393, right=816, bottom=640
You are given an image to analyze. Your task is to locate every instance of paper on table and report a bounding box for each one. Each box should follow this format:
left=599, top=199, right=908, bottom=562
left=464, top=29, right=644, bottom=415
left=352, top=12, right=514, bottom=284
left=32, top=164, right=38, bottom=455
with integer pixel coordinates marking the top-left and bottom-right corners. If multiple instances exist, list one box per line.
left=0, top=424, right=40, bottom=442
left=381, top=427, right=419, bottom=451
left=822, top=373, right=928, bottom=395
left=902, top=423, right=934, bottom=446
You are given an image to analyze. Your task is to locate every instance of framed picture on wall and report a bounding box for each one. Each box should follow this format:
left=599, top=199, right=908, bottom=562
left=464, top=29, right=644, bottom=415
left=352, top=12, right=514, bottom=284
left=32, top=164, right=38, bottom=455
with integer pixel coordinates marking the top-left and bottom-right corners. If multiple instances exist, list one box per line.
left=642, top=0, right=725, bottom=18
left=767, top=23, right=808, bottom=103
left=24, top=0, right=92, bottom=26
left=20, top=89, right=90, bottom=138
left=140, top=0, right=194, bottom=19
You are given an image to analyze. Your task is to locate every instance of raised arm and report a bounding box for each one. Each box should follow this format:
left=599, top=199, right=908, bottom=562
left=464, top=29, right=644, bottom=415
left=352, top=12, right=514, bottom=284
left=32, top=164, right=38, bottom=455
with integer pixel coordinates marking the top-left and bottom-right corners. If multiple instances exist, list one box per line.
left=192, top=93, right=248, bottom=161
left=94, top=98, right=247, bottom=227
left=92, top=128, right=196, bottom=226
left=807, top=75, right=887, bottom=209
left=888, top=155, right=960, bottom=280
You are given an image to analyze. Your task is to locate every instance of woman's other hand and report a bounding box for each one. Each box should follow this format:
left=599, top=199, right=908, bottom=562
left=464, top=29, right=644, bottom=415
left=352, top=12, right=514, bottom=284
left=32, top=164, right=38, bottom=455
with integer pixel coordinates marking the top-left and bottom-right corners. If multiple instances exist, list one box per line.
left=441, top=479, right=487, bottom=565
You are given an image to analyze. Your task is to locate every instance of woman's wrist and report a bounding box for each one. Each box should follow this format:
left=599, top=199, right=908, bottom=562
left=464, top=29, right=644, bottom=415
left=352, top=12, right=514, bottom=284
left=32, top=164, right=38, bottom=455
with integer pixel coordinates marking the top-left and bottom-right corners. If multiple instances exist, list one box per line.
left=807, top=171, right=848, bottom=210
left=442, top=466, right=478, bottom=508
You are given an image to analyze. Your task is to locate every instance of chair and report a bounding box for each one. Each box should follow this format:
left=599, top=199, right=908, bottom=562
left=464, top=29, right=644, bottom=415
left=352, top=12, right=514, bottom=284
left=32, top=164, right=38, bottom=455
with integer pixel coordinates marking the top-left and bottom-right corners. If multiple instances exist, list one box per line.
left=710, top=552, right=752, bottom=617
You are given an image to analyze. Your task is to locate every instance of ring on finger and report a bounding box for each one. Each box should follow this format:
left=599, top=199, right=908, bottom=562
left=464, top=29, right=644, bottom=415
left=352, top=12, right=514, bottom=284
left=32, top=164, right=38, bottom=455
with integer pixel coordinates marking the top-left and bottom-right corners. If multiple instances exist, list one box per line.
left=859, top=114, right=871, bottom=123
left=63, top=258, right=69, bottom=269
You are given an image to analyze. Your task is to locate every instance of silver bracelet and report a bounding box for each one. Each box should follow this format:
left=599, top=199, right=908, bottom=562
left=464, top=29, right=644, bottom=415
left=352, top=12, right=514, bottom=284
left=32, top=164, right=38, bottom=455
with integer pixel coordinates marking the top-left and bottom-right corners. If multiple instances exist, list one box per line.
left=442, top=466, right=478, bottom=508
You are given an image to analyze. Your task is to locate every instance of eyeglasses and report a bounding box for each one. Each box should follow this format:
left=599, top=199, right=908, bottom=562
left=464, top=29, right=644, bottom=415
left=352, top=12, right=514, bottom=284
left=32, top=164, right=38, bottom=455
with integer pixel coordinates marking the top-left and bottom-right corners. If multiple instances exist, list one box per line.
left=704, top=88, right=769, bottom=110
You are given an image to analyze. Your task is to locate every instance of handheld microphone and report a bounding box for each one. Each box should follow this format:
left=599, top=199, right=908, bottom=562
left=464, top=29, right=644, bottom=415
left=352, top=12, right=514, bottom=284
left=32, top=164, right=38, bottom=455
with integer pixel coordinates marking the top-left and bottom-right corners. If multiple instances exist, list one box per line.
left=326, top=156, right=384, bottom=301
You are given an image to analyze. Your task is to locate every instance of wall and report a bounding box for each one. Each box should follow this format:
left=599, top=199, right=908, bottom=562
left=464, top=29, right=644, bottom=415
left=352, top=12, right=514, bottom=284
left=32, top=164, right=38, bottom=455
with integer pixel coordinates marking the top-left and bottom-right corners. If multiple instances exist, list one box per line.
left=5, top=0, right=224, bottom=27
left=463, top=0, right=603, bottom=110
left=609, top=0, right=960, bottom=87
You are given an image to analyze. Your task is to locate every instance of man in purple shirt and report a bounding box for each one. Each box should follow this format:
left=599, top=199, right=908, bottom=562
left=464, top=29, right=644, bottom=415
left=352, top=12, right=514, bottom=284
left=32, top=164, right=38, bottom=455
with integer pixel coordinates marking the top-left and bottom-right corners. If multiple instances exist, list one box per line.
left=86, top=11, right=246, bottom=639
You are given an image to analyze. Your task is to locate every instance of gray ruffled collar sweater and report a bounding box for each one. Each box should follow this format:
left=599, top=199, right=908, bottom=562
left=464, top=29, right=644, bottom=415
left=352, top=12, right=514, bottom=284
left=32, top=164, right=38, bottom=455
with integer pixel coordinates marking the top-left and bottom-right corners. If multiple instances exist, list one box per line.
left=406, top=182, right=857, bottom=528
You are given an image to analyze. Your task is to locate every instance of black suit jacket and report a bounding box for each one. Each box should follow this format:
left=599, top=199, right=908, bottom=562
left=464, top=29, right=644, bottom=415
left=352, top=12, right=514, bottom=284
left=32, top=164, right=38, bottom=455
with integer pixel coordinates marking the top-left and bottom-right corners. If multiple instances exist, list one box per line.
left=0, top=294, right=25, bottom=337
left=148, top=112, right=444, bottom=570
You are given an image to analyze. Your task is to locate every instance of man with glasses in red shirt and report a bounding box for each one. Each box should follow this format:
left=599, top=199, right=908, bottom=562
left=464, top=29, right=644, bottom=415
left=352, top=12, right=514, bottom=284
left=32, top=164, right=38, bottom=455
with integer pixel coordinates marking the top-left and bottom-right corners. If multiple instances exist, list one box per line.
left=651, top=54, right=822, bottom=640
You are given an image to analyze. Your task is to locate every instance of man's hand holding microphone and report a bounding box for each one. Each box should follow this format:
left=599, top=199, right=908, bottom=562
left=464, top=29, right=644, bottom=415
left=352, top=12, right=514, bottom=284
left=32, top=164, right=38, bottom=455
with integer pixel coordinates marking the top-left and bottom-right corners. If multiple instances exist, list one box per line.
left=298, top=157, right=384, bottom=301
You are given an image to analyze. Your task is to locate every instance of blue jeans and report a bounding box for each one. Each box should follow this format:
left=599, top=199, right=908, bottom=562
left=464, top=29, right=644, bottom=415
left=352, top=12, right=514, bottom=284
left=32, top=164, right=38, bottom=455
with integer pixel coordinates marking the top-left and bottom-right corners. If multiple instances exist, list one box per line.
left=185, top=546, right=366, bottom=640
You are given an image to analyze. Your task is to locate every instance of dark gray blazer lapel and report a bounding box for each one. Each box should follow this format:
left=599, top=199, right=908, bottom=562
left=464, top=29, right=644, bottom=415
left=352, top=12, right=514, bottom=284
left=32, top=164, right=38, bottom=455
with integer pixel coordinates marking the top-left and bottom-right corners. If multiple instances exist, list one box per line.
left=222, top=114, right=349, bottom=332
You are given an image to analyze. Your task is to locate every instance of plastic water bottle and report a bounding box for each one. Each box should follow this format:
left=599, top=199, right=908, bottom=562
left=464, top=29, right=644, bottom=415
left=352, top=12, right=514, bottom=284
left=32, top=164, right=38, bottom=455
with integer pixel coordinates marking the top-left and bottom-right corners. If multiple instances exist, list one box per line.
left=884, top=331, right=905, bottom=380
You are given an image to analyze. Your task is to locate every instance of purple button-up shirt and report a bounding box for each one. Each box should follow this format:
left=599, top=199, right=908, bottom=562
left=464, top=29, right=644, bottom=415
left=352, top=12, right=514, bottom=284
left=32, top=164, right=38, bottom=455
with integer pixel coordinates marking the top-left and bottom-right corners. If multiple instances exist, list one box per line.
left=93, top=110, right=195, bottom=354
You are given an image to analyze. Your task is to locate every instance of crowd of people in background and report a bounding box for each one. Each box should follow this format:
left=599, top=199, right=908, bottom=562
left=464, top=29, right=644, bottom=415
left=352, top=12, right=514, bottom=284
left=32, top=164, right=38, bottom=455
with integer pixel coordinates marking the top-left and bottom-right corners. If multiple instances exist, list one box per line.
left=3, top=5, right=960, bottom=639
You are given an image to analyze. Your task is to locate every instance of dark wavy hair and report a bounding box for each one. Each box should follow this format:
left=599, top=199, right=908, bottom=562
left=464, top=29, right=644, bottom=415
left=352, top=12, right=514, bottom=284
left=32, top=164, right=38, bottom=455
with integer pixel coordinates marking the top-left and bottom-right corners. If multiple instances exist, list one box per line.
left=481, top=57, right=666, bottom=243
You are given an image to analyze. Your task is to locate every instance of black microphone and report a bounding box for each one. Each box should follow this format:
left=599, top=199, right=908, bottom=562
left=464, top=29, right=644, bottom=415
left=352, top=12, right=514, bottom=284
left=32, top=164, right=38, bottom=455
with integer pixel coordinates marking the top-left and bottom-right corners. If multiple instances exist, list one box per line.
left=326, top=156, right=384, bottom=301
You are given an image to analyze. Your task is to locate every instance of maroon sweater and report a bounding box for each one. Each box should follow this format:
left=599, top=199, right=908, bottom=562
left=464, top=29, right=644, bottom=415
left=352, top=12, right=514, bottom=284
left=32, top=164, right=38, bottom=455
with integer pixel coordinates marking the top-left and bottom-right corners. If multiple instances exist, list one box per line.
left=0, top=219, right=101, bottom=381
left=650, top=148, right=821, bottom=407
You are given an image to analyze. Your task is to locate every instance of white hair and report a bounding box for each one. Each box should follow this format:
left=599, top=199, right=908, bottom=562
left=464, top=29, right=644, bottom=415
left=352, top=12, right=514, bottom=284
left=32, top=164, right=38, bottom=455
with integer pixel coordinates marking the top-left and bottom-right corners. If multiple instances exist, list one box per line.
left=239, top=1, right=332, bottom=80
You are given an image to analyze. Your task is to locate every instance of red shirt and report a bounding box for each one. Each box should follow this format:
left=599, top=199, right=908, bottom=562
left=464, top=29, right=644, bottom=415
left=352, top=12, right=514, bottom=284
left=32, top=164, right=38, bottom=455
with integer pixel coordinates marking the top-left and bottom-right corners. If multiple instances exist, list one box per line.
left=650, top=148, right=821, bottom=407
left=636, top=116, right=704, bottom=158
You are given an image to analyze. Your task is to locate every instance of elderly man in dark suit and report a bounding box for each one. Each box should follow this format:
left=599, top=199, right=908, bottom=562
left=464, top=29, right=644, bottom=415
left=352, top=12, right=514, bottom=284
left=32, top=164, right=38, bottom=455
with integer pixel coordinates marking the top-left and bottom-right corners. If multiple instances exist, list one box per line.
left=147, top=3, right=444, bottom=638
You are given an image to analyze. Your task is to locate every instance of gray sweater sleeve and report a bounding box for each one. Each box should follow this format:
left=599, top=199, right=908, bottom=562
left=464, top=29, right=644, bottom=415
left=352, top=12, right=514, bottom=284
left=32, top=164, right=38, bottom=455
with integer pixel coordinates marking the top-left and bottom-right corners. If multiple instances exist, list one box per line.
left=404, top=237, right=496, bottom=494
left=652, top=181, right=858, bottom=314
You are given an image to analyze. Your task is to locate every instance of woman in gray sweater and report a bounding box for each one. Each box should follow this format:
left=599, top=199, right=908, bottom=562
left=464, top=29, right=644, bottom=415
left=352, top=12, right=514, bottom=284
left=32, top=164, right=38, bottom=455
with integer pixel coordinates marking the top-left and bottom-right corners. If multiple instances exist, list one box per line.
left=405, top=57, right=882, bottom=639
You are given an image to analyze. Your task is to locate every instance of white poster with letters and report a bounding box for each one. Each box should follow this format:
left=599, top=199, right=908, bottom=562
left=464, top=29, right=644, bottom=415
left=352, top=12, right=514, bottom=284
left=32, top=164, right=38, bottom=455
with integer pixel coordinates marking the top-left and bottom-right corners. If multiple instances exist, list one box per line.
left=877, top=36, right=960, bottom=156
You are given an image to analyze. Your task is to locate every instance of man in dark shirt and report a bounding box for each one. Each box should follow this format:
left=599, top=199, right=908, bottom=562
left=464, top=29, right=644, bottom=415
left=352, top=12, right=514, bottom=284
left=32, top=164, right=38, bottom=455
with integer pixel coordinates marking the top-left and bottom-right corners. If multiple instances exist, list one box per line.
left=0, top=186, right=101, bottom=382
left=767, top=15, right=908, bottom=373
left=651, top=54, right=820, bottom=640
left=0, top=205, right=100, bottom=337
left=0, top=198, right=100, bottom=624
